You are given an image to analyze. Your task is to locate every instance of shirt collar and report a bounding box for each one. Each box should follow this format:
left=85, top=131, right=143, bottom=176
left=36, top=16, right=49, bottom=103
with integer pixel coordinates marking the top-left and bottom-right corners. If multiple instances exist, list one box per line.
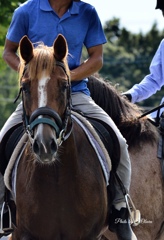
left=70, top=2, right=79, bottom=15
left=40, top=0, right=79, bottom=15
left=40, top=0, right=53, bottom=11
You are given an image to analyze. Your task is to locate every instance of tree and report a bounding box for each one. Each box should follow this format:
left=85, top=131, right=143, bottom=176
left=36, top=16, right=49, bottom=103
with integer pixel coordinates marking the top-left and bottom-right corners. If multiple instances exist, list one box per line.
left=101, top=18, right=164, bottom=107
left=0, top=0, right=25, bottom=26
left=0, top=0, right=25, bottom=44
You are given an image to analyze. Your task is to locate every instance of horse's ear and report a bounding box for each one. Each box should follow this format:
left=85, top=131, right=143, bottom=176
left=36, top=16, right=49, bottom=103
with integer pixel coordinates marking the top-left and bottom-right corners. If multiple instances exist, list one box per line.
left=19, top=35, right=34, bottom=63
left=53, top=34, right=68, bottom=61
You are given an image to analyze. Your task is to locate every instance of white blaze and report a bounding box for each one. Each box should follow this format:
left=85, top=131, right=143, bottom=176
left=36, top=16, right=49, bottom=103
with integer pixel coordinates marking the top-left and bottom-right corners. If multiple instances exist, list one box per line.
left=37, top=73, right=50, bottom=141
left=35, top=73, right=53, bottom=159
left=38, top=73, right=50, bottom=107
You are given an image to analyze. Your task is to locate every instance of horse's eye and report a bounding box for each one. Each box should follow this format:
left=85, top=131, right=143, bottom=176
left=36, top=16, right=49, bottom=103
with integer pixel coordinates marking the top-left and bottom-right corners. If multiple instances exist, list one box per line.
left=61, top=83, right=68, bottom=92
left=22, top=82, right=30, bottom=94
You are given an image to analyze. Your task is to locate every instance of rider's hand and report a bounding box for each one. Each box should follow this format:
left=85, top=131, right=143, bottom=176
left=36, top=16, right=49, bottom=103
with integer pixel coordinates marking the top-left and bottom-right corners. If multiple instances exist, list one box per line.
left=122, top=93, right=132, bottom=102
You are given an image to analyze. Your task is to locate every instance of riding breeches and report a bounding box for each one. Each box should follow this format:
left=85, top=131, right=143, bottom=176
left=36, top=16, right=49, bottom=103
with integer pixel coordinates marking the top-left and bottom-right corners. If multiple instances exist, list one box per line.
left=0, top=93, right=131, bottom=204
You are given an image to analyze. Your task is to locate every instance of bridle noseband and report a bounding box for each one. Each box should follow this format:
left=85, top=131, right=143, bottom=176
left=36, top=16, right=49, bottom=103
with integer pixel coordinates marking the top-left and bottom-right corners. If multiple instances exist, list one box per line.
left=28, top=106, right=63, bottom=138
left=16, top=60, right=72, bottom=146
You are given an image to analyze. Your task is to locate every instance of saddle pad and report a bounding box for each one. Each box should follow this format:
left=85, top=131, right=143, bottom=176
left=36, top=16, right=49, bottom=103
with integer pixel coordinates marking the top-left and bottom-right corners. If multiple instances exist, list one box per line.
left=72, top=112, right=112, bottom=185
left=4, top=133, right=28, bottom=196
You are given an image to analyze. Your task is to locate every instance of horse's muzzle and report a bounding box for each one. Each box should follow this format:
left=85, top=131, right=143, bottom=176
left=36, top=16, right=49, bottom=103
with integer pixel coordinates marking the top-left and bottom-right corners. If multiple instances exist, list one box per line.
left=32, top=126, right=58, bottom=163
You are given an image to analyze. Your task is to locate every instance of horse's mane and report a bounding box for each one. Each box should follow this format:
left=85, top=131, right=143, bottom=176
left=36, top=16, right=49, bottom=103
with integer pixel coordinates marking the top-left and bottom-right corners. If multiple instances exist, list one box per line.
left=88, top=75, right=159, bottom=148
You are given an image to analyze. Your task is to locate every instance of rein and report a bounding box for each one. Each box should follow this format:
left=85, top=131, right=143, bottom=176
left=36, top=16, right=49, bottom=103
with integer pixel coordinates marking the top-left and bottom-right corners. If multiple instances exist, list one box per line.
left=138, top=103, right=164, bottom=119
left=16, top=60, right=72, bottom=145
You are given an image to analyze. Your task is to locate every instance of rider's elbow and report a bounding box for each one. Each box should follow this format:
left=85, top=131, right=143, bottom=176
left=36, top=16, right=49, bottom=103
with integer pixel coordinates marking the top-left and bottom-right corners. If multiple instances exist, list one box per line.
left=2, top=49, right=10, bottom=65
left=96, top=56, right=103, bottom=71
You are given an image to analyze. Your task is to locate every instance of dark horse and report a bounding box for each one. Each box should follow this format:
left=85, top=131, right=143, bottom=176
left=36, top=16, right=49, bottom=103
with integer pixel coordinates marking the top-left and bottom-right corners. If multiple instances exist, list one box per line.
left=88, top=77, right=164, bottom=240
left=7, top=35, right=109, bottom=240
left=5, top=35, right=164, bottom=240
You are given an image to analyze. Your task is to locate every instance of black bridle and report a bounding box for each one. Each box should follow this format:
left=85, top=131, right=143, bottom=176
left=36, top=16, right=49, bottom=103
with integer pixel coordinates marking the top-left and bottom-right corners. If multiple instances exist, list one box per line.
left=16, top=61, right=72, bottom=145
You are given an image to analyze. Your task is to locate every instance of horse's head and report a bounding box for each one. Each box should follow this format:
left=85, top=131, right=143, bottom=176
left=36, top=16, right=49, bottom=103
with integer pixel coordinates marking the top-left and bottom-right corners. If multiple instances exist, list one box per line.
left=19, top=34, right=71, bottom=163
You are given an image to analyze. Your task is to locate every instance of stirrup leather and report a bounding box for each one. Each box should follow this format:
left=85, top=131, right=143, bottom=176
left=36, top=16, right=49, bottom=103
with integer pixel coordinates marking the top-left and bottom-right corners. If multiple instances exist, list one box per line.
left=125, top=194, right=141, bottom=226
left=0, top=202, right=13, bottom=234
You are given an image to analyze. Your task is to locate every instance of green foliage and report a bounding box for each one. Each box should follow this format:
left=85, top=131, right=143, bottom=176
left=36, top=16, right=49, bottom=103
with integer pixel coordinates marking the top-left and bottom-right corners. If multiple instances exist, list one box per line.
left=100, top=18, right=164, bottom=108
left=0, top=0, right=25, bottom=26
left=0, top=0, right=25, bottom=127
left=0, top=0, right=25, bottom=44
left=0, top=25, right=7, bottom=46
left=0, top=63, right=19, bottom=128
left=0, top=46, right=6, bottom=71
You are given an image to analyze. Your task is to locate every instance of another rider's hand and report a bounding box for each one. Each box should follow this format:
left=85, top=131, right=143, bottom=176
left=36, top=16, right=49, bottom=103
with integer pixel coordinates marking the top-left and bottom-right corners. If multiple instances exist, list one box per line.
left=122, top=93, right=132, bottom=102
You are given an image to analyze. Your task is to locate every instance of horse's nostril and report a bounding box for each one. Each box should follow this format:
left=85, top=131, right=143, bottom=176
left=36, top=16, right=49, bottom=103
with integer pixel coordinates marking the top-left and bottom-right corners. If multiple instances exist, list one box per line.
left=50, top=139, right=57, bottom=154
left=33, top=139, right=40, bottom=155
left=32, top=136, right=57, bottom=160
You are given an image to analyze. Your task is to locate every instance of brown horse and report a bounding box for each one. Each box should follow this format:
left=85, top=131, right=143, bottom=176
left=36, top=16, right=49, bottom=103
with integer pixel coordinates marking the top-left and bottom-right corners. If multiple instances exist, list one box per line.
left=8, top=35, right=110, bottom=240
left=6, top=36, right=164, bottom=240
left=88, top=76, right=164, bottom=240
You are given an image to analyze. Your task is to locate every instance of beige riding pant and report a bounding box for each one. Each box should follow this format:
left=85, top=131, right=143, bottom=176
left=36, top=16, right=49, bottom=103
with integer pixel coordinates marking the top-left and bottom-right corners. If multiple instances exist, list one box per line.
left=0, top=93, right=131, bottom=204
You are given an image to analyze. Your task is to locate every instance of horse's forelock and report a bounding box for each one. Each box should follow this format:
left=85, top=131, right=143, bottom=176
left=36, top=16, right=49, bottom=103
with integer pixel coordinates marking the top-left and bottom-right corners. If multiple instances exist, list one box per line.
left=19, top=44, right=56, bottom=81
left=19, top=43, right=70, bottom=84
left=28, top=45, right=55, bottom=80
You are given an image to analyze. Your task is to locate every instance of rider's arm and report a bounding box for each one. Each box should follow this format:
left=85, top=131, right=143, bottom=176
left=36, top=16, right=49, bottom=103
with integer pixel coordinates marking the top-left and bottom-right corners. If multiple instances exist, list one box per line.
left=3, top=39, right=20, bottom=71
left=124, top=39, right=164, bottom=103
left=70, top=44, right=103, bottom=82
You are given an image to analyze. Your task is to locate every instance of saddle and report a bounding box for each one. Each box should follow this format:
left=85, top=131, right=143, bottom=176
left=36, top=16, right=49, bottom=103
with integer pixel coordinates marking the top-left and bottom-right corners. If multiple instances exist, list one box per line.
left=87, top=117, right=120, bottom=172
left=71, top=111, right=121, bottom=211
left=0, top=124, right=24, bottom=235
left=0, top=124, right=24, bottom=176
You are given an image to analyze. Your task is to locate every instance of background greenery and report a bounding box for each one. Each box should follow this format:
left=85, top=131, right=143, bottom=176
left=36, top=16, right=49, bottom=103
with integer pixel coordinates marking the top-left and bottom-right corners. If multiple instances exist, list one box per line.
left=0, top=1, right=164, bottom=128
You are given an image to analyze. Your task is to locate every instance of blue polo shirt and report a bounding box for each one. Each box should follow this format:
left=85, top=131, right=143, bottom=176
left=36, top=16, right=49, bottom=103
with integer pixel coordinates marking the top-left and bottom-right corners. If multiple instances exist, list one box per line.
left=6, top=0, right=107, bottom=95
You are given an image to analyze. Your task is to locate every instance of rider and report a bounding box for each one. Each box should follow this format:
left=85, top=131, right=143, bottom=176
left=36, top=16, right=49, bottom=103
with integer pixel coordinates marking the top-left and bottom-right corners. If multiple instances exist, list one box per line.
left=1, top=0, right=137, bottom=239
left=124, top=0, right=164, bottom=119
